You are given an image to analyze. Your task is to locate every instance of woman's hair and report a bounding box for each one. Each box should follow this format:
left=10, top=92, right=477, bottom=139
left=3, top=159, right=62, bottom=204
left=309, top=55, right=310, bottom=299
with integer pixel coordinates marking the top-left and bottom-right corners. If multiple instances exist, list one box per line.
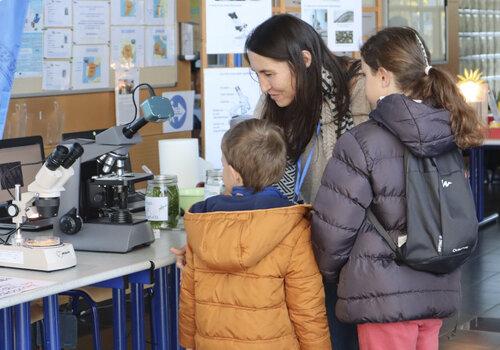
left=221, top=119, right=287, bottom=192
left=360, top=27, right=484, bottom=149
left=245, top=14, right=359, bottom=161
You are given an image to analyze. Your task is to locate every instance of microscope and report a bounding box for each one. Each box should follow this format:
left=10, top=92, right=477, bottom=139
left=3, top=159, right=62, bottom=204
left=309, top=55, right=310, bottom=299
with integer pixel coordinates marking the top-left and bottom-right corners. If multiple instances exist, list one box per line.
left=52, top=94, right=174, bottom=253
left=0, top=143, right=83, bottom=271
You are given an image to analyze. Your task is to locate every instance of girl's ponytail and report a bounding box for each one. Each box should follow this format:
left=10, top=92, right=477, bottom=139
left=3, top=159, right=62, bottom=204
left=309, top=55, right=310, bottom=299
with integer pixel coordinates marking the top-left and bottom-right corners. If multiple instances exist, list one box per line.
left=422, top=68, right=484, bottom=148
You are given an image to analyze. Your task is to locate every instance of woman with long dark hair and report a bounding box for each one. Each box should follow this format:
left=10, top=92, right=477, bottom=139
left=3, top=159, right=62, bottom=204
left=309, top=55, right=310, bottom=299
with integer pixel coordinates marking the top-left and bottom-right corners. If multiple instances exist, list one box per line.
left=245, top=14, right=370, bottom=204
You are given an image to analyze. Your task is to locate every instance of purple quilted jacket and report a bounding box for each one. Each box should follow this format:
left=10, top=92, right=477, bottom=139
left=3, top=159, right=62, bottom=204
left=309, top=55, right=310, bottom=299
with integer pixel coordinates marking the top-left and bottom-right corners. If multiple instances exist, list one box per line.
left=312, top=94, right=461, bottom=324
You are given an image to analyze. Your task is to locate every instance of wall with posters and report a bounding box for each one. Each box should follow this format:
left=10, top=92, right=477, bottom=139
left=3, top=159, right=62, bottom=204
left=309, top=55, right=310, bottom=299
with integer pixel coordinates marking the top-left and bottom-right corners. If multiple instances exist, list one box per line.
left=6, top=0, right=194, bottom=178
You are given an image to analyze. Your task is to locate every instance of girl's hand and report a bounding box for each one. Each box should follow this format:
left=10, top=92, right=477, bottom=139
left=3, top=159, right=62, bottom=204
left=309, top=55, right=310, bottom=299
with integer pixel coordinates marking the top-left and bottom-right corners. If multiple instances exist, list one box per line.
left=170, top=245, right=187, bottom=269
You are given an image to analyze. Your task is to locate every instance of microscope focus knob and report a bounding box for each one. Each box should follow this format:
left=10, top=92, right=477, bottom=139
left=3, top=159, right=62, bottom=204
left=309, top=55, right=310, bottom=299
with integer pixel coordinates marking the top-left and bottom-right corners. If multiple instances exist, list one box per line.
left=59, top=208, right=83, bottom=235
left=7, top=204, right=19, bottom=217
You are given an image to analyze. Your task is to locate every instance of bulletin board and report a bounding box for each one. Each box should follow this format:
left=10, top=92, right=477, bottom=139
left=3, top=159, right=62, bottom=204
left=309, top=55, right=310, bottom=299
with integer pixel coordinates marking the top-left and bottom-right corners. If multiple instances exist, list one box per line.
left=6, top=0, right=195, bottom=179
left=12, top=0, right=178, bottom=97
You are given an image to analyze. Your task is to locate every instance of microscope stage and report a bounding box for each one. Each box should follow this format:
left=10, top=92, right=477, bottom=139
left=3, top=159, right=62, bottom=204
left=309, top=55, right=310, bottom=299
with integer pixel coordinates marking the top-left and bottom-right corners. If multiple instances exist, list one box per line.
left=0, top=242, right=77, bottom=271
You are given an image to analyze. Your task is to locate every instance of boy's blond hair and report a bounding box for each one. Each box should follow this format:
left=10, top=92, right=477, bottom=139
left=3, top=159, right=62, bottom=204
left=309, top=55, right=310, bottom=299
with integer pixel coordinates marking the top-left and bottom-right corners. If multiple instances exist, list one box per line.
left=221, top=119, right=287, bottom=192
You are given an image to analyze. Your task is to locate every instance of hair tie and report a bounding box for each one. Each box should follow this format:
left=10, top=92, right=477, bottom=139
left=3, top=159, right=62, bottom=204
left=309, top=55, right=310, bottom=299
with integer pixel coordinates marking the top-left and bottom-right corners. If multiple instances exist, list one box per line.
left=425, top=65, right=432, bottom=75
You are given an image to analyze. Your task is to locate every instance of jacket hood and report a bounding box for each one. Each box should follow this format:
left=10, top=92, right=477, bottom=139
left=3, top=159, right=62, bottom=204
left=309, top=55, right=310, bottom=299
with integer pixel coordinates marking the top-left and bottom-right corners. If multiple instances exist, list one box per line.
left=184, top=205, right=311, bottom=272
left=369, top=94, right=455, bottom=157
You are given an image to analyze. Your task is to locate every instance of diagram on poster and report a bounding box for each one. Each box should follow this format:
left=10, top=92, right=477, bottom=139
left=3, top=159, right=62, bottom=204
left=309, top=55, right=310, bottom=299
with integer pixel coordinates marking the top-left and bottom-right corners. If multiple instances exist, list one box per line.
left=72, top=45, right=110, bottom=90
left=111, top=27, right=145, bottom=68
left=301, top=0, right=362, bottom=52
left=111, top=0, right=145, bottom=25
left=44, top=0, right=72, bottom=27
left=145, top=0, right=175, bottom=26
left=43, top=61, right=71, bottom=91
left=74, top=0, right=110, bottom=44
left=203, top=68, right=261, bottom=168
left=206, top=0, right=272, bottom=54
left=161, top=90, right=194, bottom=133
left=145, top=26, right=176, bottom=66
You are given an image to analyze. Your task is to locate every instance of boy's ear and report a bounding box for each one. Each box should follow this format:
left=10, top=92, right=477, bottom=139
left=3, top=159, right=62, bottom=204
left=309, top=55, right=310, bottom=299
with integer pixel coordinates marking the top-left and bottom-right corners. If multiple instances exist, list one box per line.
left=228, top=164, right=243, bottom=185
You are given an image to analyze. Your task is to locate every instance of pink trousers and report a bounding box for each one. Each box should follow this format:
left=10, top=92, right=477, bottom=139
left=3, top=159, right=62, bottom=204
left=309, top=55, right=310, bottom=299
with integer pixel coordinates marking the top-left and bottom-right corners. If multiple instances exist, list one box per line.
left=357, top=319, right=443, bottom=350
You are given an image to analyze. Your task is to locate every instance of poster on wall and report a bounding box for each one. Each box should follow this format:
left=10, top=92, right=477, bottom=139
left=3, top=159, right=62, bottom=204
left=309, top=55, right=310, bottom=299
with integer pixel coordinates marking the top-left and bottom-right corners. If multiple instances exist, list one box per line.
left=111, top=0, right=145, bottom=25
left=145, top=26, right=176, bottom=66
left=161, top=90, right=194, bottom=133
left=42, top=61, right=71, bottom=91
left=15, top=33, right=43, bottom=78
left=114, top=68, right=139, bottom=125
left=205, top=0, right=272, bottom=54
left=301, top=0, right=362, bottom=52
left=73, top=0, right=110, bottom=44
left=71, top=45, right=110, bottom=90
left=145, top=0, right=175, bottom=26
left=44, top=29, right=72, bottom=59
left=111, top=27, right=145, bottom=68
left=24, top=0, right=43, bottom=33
left=44, top=0, right=72, bottom=27
left=203, top=68, right=261, bottom=168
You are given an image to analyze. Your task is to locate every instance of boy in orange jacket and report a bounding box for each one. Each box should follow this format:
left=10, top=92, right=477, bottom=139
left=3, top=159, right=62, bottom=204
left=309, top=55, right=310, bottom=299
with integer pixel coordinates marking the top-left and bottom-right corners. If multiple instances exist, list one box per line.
left=179, top=119, right=331, bottom=350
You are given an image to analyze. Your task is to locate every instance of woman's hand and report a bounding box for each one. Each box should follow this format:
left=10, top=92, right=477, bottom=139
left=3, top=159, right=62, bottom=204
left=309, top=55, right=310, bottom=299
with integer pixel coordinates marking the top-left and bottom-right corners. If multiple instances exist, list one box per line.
left=170, top=245, right=187, bottom=269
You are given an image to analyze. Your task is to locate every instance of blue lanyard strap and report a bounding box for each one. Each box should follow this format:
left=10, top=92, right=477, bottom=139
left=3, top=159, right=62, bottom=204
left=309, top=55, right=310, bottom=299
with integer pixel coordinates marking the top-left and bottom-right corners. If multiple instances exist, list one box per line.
left=294, top=122, right=321, bottom=200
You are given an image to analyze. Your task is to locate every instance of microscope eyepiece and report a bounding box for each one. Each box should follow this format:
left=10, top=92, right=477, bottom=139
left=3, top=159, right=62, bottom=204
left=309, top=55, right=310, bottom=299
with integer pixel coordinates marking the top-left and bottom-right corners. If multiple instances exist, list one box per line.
left=45, top=145, right=70, bottom=171
left=62, top=143, right=84, bottom=169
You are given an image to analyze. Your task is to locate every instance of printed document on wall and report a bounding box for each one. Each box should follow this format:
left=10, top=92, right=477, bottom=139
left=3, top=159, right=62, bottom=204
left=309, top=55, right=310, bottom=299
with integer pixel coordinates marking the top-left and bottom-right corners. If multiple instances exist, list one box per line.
left=203, top=68, right=261, bottom=168
left=162, top=90, right=195, bottom=133
left=111, top=0, right=145, bottom=25
left=43, top=61, right=71, bottom=91
left=206, top=0, right=272, bottom=54
left=44, top=0, right=72, bottom=27
left=44, top=29, right=72, bottom=59
left=72, top=45, right=110, bottom=89
left=15, top=33, right=43, bottom=78
left=114, top=68, right=139, bottom=125
left=111, top=27, right=145, bottom=68
left=24, top=0, right=43, bottom=33
left=74, top=0, right=110, bottom=44
left=145, top=0, right=175, bottom=26
left=145, top=26, right=176, bottom=67
left=301, top=0, right=362, bottom=52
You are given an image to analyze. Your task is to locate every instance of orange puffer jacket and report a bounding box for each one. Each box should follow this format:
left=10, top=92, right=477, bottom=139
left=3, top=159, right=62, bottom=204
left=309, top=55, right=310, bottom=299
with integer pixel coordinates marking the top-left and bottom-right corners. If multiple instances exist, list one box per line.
left=179, top=205, right=331, bottom=350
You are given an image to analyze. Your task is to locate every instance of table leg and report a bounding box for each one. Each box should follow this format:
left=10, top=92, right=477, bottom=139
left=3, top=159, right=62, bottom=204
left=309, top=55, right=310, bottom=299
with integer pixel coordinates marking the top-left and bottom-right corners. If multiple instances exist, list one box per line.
left=43, top=295, right=60, bottom=350
left=14, top=303, right=30, bottom=350
left=152, top=267, right=169, bottom=350
left=112, top=288, right=127, bottom=350
left=0, top=307, right=13, bottom=350
left=131, top=282, right=145, bottom=350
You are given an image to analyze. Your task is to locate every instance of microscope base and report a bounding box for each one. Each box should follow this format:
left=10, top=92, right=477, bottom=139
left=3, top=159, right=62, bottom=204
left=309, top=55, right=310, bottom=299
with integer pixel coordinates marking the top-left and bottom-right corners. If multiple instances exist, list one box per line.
left=0, top=243, right=77, bottom=271
left=56, top=221, right=155, bottom=253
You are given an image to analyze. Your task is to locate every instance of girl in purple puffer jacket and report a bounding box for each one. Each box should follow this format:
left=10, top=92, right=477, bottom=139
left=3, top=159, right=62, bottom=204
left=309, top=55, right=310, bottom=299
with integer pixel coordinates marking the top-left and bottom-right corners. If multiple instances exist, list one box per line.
left=312, top=27, right=484, bottom=350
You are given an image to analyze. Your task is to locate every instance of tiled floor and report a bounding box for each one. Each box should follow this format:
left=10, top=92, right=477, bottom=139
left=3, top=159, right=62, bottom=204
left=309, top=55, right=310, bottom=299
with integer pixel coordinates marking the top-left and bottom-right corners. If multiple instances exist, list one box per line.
left=440, top=183, right=500, bottom=349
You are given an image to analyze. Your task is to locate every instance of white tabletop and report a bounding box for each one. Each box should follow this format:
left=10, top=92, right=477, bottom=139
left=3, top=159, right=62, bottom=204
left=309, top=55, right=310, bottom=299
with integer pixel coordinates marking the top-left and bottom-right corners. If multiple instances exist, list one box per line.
left=0, top=229, right=186, bottom=309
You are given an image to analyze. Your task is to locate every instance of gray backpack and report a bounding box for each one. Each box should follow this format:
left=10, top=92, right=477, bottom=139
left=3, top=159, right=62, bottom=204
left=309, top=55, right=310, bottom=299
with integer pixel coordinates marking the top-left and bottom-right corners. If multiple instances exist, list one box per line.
left=368, top=147, right=478, bottom=274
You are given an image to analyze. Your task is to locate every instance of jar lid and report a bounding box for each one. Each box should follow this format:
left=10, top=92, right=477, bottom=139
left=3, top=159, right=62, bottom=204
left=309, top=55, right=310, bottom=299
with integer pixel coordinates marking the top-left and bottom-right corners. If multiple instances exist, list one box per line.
left=206, top=169, right=222, bottom=177
left=155, top=174, right=178, bottom=182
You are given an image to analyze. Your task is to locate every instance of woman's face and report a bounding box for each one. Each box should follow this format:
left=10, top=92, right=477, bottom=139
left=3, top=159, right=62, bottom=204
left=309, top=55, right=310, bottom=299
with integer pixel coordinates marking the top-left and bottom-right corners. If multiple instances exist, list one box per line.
left=247, top=51, right=296, bottom=107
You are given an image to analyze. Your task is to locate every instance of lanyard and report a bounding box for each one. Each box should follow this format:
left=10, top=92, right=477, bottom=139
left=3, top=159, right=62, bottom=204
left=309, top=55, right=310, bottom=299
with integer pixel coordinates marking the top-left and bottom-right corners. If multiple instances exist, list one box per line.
left=294, top=122, right=321, bottom=200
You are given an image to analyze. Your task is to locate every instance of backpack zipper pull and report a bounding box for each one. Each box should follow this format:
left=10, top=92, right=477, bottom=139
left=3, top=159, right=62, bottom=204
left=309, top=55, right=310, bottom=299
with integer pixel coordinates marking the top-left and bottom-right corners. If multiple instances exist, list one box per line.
left=438, top=235, right=443, bottom=254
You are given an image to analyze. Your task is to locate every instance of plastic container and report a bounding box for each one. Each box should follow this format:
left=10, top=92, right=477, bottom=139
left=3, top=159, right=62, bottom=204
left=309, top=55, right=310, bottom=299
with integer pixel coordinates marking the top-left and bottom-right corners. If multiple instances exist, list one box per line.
left=179, top=188, right=205, bottom=212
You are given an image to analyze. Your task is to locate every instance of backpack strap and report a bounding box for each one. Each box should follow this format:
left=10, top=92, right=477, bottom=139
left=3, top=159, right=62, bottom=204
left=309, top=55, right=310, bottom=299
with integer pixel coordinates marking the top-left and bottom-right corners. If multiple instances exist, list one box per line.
left=367, top=209, right=402, bottom=260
